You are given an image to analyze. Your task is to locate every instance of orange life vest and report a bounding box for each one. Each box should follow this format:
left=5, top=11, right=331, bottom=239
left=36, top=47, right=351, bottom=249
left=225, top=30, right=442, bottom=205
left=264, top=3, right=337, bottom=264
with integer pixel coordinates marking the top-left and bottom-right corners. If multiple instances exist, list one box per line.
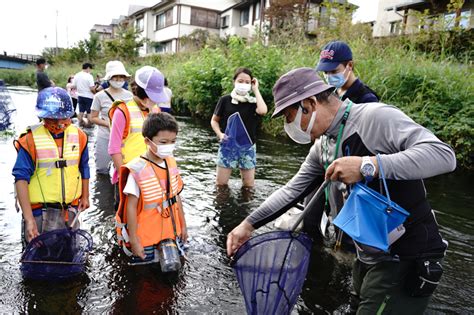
left=115, top=156, right=184, bottom=250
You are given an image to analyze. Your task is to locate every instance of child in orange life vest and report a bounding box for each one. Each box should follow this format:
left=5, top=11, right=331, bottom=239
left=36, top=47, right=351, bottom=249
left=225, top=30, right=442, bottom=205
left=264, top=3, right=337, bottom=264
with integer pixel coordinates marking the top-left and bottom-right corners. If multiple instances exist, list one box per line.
left=12, top=87, right=90, bottom=244
left=116, top=112, right=187, bottom=263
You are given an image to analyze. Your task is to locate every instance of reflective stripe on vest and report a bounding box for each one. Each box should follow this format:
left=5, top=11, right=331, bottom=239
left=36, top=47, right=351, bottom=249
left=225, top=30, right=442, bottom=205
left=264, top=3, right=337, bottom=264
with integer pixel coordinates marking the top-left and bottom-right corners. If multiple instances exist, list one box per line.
left=28, top=124, right=82, bottom=204
left=122, top=101, right=146, bottom=163
left=116, top=156, right=184, bottom=248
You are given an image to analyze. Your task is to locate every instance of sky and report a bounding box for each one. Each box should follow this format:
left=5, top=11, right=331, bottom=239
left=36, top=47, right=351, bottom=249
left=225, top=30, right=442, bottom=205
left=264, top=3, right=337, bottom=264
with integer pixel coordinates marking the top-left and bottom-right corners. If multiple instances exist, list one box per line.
left=0, top=0, right=378, bottom=56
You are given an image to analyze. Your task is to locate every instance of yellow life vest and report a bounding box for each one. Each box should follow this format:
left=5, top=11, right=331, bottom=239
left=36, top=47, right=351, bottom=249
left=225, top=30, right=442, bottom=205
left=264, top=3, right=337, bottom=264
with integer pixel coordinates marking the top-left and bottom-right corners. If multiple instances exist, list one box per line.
left=28, top=124, right=82, bottom=204
left=108, top=100, right=160, bottom=164
left=116, top=156, right=184, bottom=248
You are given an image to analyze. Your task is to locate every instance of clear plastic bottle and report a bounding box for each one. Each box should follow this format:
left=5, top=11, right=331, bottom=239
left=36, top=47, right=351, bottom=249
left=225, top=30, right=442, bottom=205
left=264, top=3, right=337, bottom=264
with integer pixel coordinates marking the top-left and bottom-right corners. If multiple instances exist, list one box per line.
left=158, top=239, right=181, bottom=272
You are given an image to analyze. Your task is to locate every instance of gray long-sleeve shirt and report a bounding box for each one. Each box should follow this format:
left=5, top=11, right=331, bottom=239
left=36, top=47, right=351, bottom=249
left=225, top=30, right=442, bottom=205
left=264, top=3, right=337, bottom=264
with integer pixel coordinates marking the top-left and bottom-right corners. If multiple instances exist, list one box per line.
left=248, top=99, right=456, bottom=229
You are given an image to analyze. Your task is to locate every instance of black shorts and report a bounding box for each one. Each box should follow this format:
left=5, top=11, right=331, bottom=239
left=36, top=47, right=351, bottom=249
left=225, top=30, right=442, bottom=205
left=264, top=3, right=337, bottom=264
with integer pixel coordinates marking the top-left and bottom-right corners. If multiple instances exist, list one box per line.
left=78, top=96, right=93, bottom=113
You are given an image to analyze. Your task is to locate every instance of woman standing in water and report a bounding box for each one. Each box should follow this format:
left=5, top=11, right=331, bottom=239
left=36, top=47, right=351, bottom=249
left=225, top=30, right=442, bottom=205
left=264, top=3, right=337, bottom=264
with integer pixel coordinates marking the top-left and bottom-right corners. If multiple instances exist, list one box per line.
left=210, top=67, right=267, bottom=188
left=90, top=61, right=133, bottom=175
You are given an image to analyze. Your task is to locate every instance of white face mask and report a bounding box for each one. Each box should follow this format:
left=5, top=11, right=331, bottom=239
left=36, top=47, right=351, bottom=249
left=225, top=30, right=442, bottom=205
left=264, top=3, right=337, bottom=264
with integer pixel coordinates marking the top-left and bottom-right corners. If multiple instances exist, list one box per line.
left=283, top=102, right=317, bottom=144
left=149, top=141, right=175, bottom=159
left=109, top=80, right=125, bottom=89
left=234, top=83, right=251, bottom=96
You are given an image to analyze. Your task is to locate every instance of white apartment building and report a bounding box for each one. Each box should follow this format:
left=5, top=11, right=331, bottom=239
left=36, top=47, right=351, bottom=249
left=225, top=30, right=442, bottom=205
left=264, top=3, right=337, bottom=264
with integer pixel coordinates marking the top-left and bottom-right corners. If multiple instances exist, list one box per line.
left=374, top=0, right=473, bottom=37
left=112, top=0, right=357, bottom=55
left=128, top=0, right=236, bottom=55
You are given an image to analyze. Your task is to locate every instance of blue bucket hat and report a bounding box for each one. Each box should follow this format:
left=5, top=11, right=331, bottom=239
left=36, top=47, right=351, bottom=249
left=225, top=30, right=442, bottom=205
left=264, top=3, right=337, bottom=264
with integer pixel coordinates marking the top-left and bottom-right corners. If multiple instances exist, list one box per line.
left=315, top=41, right=353, bottom=72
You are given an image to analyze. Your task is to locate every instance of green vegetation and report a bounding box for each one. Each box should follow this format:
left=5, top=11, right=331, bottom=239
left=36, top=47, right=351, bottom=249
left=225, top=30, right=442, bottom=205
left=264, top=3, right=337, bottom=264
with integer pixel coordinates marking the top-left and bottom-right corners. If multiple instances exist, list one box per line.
left=0, top=1, right=472, bottom=168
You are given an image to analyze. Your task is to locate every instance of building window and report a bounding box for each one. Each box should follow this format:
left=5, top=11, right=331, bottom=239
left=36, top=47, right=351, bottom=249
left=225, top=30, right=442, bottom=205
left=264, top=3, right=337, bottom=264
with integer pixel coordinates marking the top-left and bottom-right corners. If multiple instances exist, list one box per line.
left=156, top=9, right=173, bottom=30
left=459, top=10, right=471, bottom=29
left=190, top=8, right=219, bottom=28
left=253, top=2, right=261, bottom=23
left=389, top=21, right=401, bottom=35
left=221, top=15, right=229, bottom=28
left=240, top=7, right=250, bottom=26
left=155, top=41, right=172, bottom=53
left=135, top=17, right=144, bottom=31
left=156, top=14, right=165, bottom=30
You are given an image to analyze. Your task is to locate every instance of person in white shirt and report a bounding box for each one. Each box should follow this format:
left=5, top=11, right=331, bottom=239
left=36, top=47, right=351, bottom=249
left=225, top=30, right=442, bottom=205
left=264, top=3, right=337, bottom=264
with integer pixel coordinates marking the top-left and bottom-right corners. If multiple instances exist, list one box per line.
left=73, top=63, right=96, bottom=127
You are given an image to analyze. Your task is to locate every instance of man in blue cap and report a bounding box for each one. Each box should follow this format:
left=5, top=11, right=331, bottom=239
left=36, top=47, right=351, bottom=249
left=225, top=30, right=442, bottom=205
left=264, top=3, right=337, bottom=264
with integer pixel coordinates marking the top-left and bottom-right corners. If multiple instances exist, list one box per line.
left=316, top=40, right=378, bottom=104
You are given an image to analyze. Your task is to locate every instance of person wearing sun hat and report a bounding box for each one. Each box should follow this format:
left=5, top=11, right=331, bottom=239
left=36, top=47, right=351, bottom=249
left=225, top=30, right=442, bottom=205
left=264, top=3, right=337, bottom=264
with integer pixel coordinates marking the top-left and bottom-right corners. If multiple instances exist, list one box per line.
left=227, top=67, right=456, bottom=314
left=108, top=66, right=168, bottom=209
left=90, top=60, right=133, bottom=175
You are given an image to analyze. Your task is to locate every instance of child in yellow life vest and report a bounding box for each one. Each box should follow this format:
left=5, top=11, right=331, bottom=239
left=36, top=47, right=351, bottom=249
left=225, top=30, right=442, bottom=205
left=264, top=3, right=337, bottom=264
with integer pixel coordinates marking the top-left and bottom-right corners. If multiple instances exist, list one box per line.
left=12, top=87, right=90, bottom=244
left=116, top=112, right=187, bottom=265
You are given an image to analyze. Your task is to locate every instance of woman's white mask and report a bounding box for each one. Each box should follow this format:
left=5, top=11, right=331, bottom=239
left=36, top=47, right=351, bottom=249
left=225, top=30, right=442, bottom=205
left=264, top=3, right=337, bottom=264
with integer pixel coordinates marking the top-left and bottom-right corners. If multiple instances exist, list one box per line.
left=234, top=83, right=251, bottom=96
left=109, top=80, right=125, bottom=89
left=283, top=102, right=317, bottom=144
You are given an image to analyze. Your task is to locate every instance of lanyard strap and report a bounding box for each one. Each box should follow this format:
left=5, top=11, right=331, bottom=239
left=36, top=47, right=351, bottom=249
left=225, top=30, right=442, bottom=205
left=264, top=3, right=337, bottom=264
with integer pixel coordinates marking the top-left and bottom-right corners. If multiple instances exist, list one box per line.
left=323, top=100, right=353, bottom=169
left=322, top=101, right=353, bottom=208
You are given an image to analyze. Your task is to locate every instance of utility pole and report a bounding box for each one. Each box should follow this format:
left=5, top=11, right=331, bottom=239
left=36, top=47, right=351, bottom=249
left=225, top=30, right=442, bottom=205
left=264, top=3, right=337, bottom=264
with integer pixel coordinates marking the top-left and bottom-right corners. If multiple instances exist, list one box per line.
left=55, top=10, right=59, bottom=55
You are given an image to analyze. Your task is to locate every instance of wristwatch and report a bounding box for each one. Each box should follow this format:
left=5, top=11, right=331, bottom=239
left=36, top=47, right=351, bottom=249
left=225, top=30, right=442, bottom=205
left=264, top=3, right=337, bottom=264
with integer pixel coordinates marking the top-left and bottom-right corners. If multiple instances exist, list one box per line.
left=360, top=156, right=376, bottom=182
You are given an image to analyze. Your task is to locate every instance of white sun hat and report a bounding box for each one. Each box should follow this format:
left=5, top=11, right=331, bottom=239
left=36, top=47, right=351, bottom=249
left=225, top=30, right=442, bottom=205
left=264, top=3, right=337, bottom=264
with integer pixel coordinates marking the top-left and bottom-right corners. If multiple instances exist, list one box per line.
left=103, top=60, right=131, bottom=80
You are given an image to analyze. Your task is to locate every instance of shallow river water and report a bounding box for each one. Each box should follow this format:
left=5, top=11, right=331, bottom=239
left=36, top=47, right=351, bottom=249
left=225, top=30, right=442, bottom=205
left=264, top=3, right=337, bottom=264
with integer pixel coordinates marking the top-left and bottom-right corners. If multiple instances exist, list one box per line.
left=0, top=87, right=472, bottom=314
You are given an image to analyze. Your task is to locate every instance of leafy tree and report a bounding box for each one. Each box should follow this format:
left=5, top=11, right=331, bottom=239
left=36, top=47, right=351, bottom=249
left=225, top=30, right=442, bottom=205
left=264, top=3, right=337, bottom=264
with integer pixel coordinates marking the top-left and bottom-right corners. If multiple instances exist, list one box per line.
left=104, top=25, right=147, bottom=61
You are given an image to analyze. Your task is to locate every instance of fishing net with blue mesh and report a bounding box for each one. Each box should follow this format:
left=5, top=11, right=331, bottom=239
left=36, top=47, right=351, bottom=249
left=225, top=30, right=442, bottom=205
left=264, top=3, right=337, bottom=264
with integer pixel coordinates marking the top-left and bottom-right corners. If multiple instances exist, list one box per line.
left=0, top=80, right=15, bottom=131
left=20, top=228, right=93, bottom=280
left=231, top=231, right=313, bottom=315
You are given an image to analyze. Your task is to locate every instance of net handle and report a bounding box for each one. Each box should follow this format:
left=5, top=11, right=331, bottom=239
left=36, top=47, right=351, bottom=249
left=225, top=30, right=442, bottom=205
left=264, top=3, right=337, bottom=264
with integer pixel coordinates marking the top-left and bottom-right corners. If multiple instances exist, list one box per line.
left=291, top=179, right=330, bottom=232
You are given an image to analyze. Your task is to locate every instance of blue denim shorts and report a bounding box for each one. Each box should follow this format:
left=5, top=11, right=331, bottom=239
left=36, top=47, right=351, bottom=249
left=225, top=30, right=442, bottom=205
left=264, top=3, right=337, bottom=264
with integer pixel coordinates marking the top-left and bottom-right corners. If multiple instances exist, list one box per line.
left=217, top=144, right=256, bottom=170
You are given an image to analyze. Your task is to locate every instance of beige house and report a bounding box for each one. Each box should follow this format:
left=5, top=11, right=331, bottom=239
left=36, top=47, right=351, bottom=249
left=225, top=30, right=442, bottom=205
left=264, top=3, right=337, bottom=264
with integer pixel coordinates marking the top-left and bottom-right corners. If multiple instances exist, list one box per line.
left=374, top=0, right=474, bottom=37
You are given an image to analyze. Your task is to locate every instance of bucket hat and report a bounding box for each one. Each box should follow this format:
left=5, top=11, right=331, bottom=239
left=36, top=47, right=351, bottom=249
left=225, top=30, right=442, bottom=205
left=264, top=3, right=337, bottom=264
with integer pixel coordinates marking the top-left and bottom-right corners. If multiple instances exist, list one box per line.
left=103, top=60, right=131, bottom=80
left=135, top=66, right=168, bottom=104
left=315, top=41, right=353, bottom=72
left=272, top=67, right=333, bottom=118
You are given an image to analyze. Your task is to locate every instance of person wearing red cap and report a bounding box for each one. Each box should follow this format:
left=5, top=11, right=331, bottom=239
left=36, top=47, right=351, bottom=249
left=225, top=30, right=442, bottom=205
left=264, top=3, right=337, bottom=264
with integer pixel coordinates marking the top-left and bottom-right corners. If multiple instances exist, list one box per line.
left=227, top=67, right=456, bottom=314
left=316, top=40, right=378, bottom=104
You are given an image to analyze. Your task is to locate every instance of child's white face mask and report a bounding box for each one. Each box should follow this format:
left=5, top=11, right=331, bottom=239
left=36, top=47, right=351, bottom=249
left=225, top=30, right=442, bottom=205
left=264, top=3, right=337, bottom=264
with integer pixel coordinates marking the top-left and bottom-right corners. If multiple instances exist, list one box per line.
left=148, top=139, right=175, bottom=159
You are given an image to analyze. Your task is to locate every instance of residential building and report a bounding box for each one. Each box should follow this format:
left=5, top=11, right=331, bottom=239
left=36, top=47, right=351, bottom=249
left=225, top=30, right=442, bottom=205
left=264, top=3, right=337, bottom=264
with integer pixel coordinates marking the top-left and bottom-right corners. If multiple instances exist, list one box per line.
left=374, top=0, right=474, bottom=37
left=90, top=24, right=114, bottom=41
left=220, top=0, right=268, bottom=38
left=126, top=0, right=236, bottom=55
left=101, top=0, right=357, bottom=56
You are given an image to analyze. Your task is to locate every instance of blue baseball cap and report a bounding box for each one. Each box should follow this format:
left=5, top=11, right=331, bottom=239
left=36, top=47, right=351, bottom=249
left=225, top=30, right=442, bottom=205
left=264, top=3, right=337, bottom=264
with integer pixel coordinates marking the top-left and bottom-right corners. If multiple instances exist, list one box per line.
left=315, top=41, right=353, bottom=72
